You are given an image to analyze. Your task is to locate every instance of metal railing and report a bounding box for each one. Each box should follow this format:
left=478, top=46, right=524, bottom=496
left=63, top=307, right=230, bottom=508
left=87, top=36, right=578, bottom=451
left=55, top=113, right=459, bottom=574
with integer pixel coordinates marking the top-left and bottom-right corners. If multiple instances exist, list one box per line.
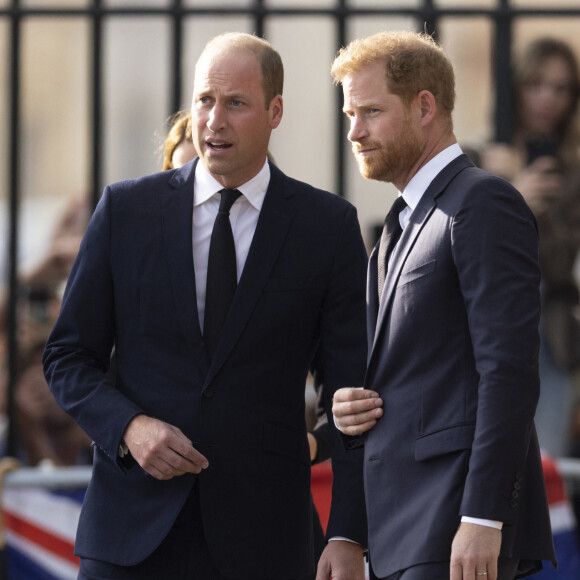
left=3, top=0, right=580, bottom=459
left=3, top=464, right=91, bottom=490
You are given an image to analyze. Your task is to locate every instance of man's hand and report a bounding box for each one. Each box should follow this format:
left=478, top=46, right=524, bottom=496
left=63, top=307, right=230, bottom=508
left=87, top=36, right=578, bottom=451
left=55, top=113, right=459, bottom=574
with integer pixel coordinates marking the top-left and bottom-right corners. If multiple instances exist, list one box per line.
left=332, top=387, right=383, bottom=435
left=123, top=415, right=209, bottom=480
left=316, top=540, right=365, bottom=580
left=450, top=523, right=502, bottom=580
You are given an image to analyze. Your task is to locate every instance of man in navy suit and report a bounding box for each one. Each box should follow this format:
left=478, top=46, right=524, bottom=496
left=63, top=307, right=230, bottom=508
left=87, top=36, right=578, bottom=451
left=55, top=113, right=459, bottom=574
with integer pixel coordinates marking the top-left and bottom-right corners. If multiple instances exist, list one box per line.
left=329, top=31, right=556, bottom=580
left=43, top=32, right=367, bottom=580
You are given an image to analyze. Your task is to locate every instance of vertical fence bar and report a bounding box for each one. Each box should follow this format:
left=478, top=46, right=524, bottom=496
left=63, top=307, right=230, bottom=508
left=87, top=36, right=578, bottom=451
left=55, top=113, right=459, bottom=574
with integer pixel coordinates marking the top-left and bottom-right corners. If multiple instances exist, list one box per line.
left=170, top=0, right=183, bottom=116
left=494, top=0, right=513, bottom=142
left=254, top=0, right=265, bottom=39
left=422, top=0, right=438, bottom=41
left=334, top=0, right=347, bottom=198
left=6, top=0, right=22, bottom=459
left=91, top=0, right=103, bottom=209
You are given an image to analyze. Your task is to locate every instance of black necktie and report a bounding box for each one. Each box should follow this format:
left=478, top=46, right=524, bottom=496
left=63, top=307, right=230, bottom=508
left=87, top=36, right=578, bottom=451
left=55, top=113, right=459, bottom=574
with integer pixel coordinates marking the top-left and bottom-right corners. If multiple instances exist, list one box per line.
left=377, top=195, right=407, bottom=300
left=204, top=188, right=242, bottom=358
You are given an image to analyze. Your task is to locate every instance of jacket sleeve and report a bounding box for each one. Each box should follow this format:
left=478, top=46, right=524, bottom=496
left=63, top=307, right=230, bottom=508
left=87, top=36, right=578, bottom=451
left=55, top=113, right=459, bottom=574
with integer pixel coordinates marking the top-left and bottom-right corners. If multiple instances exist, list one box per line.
left=452, top=175, right=542, bottom=524
left=43, top=187, right=144, bottom=468
left=315, top=203, right=369, bottom=546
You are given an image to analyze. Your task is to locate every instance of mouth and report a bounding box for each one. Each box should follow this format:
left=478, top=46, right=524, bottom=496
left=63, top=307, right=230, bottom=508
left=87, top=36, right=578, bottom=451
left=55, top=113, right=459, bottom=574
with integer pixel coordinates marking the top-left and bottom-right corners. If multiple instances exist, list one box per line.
left=206, top=140, right=233, bottom=152
left=354, top=146, right=377, bottom=157
left=353, top=141, right=378, bottom=156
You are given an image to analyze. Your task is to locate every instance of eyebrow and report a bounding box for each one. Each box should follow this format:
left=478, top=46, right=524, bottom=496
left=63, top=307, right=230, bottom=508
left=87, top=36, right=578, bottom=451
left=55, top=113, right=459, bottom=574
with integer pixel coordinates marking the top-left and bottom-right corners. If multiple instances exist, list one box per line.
left=194, top=90, right=248, bottom=101
left=342, top=101, right=377, bottom=112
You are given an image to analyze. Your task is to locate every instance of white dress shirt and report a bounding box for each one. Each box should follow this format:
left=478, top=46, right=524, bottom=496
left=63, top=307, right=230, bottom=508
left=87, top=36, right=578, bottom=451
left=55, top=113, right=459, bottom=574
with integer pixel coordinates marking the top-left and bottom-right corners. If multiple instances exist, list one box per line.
left=395, top=143, right=462, bottom=237
left=192, top=160, right=269, bottom=330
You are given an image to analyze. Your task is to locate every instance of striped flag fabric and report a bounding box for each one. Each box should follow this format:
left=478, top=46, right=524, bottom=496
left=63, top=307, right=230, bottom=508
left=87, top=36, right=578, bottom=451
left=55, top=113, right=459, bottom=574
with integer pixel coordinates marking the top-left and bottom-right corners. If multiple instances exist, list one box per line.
left=534, top=454, right=580, bottom=578
left=3, top=487, right=83, bottom=579
left=1, top=455, right=579, bottom=579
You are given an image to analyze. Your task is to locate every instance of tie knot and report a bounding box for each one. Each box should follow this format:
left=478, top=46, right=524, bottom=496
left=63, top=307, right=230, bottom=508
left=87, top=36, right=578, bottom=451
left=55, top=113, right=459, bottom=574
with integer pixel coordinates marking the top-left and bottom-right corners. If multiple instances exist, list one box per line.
left=392, top=195, right=407, bottom=213
left=218, top=188, right=242, bottom=214
left=384, top=195, right=407, bottom=226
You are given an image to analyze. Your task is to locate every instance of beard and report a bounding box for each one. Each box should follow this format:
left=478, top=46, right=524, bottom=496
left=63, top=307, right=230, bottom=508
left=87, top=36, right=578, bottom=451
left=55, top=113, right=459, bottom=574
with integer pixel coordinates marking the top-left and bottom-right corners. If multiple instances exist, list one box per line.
left=353, top=118, right=424, bottom=184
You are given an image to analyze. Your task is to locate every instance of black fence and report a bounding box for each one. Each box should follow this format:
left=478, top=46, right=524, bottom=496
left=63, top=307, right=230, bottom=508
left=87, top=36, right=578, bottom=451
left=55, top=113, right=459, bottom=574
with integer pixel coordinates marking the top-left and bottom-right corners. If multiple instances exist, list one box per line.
left=3, top=0, right=580, bottom=455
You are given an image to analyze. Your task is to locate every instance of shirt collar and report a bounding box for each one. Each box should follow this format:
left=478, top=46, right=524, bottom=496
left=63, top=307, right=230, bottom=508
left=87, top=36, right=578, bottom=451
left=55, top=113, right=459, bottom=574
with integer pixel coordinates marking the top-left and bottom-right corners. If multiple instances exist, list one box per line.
left=193, top=160, right=270, bottom=211
left=400, top=143, right=463, bottom=210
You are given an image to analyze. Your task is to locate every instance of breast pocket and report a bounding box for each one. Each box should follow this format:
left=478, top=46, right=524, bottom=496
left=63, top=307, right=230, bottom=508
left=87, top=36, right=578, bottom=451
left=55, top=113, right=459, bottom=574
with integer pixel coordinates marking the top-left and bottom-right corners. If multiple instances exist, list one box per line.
left=397, top=259, right=437, bottom=288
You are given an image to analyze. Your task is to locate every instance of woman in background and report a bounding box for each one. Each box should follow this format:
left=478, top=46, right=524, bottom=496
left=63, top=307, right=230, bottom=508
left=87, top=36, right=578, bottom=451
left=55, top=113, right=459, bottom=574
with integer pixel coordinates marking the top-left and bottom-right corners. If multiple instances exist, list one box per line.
left=481, top=37, right=580, bottom=458
left=162, top=111, right=197, bottom=171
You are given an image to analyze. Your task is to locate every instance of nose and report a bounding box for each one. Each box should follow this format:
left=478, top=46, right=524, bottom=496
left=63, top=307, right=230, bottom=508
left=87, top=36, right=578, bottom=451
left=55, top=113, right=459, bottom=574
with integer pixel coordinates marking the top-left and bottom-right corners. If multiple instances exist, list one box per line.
left=347, top=115, right=366, bottom=143
left=207, top=104, right=226, bottom=132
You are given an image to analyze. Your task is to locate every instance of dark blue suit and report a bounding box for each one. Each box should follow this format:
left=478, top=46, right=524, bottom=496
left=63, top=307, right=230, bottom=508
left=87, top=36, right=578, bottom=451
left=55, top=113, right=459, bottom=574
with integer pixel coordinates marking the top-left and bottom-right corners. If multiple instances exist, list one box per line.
left=43, top=160, right=368, bottom=578
left=361, top=155, right=556, bottom=578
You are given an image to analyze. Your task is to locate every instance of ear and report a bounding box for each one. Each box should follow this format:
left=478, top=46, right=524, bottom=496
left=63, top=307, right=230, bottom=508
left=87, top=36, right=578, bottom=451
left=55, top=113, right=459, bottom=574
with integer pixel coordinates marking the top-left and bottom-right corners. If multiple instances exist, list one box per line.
left=417, top=90, right=437, bottom=127
left=268, top=95, right=284, bottom=129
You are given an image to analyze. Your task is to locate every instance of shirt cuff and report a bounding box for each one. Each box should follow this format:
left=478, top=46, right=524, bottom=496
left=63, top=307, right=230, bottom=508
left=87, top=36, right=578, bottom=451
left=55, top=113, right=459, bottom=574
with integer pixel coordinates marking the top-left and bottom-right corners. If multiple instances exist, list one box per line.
left=328, top=536, right=357, bottom=543
left=118, top=441, right=129, bottom=458
left=461, top=516, right=503, bottom=530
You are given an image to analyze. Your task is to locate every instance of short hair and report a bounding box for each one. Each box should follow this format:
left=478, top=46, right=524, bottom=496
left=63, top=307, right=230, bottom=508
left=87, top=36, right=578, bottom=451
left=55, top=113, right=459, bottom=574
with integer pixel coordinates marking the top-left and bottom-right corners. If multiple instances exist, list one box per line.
left=162, top=112, right=192, bottom=171
left=198, top=32, right=283, bottom=108
left=331, top=30, right=455, bottom=128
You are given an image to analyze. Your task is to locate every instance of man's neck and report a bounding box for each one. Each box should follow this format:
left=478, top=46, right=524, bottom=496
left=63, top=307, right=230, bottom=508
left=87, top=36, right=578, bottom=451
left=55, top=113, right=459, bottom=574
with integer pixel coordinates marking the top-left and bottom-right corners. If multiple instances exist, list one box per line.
left=393, top=132, right=457, bottom=191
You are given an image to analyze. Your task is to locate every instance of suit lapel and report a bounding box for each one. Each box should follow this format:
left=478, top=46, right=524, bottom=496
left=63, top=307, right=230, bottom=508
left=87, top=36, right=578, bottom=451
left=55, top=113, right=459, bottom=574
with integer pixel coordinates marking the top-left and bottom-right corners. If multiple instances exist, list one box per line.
left=161, top=159, right=210, bottom=375
left=367, top=242, right=380, bottom=358
left=369, top=155, right=474, bottom=366
left=204, top=164, right=297, bottom=384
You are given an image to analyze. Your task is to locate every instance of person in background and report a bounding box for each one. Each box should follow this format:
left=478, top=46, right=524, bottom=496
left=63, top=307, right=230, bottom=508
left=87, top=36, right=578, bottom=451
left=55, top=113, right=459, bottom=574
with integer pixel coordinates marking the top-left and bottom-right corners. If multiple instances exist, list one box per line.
left=44, top=32, right=367, bottom=580
left=0, top=197, right=91, bottom=466
left=480, top=37, right=580, bottom=459
left=329, top=30, right=556, bottom=580
left=162, top=111, right=197, bottom=171
left=14, top=334, right=92, bottom=466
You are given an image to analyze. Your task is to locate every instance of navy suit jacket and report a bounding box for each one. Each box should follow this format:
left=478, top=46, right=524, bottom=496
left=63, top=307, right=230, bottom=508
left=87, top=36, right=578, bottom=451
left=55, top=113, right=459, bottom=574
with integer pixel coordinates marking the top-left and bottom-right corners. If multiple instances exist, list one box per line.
left=361, top=155, right=556, bottom=578
left=43, top=160, right=368, bottom=578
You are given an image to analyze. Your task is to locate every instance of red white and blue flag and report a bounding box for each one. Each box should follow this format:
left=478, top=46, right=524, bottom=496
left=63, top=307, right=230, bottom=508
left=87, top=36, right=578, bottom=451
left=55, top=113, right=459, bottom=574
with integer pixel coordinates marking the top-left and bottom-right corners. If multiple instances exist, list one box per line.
left=2, top=457, right=580, bottom=579
left=2, top=487, right=83, bottom=579
left=535, top=454, right=580, bottom=579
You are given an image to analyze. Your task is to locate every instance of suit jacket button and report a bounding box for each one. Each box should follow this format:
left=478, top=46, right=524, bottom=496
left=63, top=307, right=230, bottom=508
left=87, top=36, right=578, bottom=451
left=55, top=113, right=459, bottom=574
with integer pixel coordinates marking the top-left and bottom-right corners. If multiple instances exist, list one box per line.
left=509, top=499, right=518, bottom=508
left=512, top=490, right=519, bottom=499
left=514, top=481, right=521, bottom=490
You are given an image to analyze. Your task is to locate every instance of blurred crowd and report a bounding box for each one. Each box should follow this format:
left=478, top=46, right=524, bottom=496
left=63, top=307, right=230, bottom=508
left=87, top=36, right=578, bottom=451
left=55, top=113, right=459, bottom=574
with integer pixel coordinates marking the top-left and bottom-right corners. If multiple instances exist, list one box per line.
left=478, top=38, right=580, bottom=461
left=0, top=195, right=92, bottom=466
left=1, top=35, right=580, bottom=498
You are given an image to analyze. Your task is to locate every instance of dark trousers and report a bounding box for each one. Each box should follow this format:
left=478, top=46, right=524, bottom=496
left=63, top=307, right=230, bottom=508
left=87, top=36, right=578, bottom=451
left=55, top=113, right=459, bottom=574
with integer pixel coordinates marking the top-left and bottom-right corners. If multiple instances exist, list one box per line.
left=78, top=483, right=313, bottom=580
left=370, top=557, right=520, bottom=580
left=307, top=500, right=326, bottom=580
